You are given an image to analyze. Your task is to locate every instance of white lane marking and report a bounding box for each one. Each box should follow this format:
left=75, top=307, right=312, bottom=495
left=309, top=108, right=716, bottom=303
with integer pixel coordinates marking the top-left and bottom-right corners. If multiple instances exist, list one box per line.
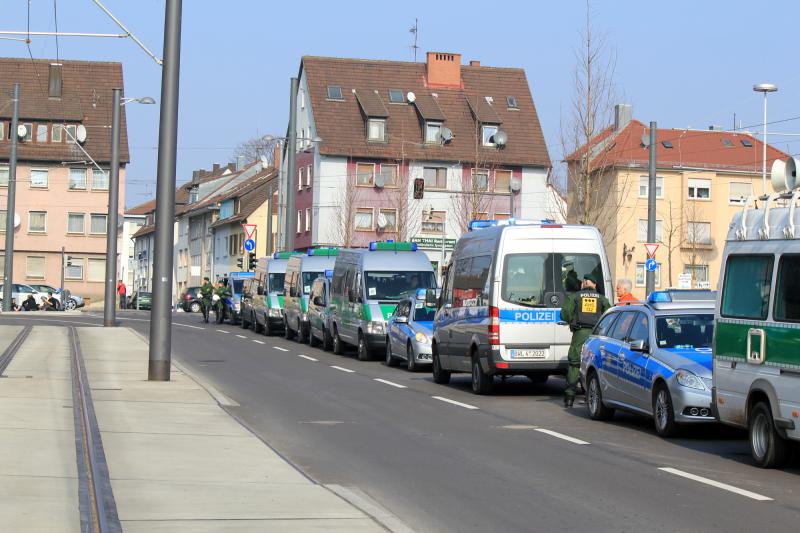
left=534, top=428, right=590, bottom=445
left=252, top=340, right=265, bottom=345
left=216, top=329, right=228, bottom=333
left=658, top=467, right=773, bottom=501
left=297, top=354, right=318, bottom=362
left=374, top=378, right=407, bottom=389
left=175, top=323, right=205, bottom=330
left=235, top=334, right=247, bottom=339
left=330, top=365, right=355, bottom=373
left=431, top=396, right=479, bottom=410
left=273, top=346, right=289, bottom=352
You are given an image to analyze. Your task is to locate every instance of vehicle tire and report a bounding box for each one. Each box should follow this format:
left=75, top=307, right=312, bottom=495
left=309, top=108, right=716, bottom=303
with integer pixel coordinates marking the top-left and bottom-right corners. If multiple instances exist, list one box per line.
left=586, top=370, right=615, bottom=420
left=332, top=325, right=344, bottom=355
left=322, top=326, right=333, bottom=351
left=385, top=339, right=399, bottom=367
left=653, top=384, right=677, bottom=437
left=295, top=320, right=305, bottom=343
left=406, top=343, right=418, bottom=372
left=527, top=373, right=548, bottom=384
left=471, top=352, right=494, bottom=395
left=357, top=333, right=371, bottom=361
left=308, top=326, right=319, bottom=347
left=241, top=311, right=250, bottom=329
left=432, top=346, right=451, bottom=384
left=189, top=301, right=201, bottom=313
left=249, top=312, right=257, bottom=332
left=263, top=315, right=272, bottom=336
left=749, top=401, right=791, bottom=468
left=283, top=317, right=294, bottom=340
left=65, top=299, right=77, bottom=311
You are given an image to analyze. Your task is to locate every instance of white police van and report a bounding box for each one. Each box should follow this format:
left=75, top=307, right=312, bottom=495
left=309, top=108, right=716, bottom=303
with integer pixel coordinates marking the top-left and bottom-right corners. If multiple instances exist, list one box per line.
left=431, top=219, right=612, bottom=394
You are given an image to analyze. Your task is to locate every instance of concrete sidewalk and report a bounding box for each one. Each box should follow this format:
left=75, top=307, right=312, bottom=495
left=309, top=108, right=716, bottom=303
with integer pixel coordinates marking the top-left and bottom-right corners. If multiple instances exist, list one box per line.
left=0, top=325, right=387, bottom=532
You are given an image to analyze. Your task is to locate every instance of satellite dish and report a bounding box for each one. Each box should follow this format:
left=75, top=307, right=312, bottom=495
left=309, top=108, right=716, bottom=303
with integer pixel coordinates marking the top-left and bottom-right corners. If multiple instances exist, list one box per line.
left=16, top=124, right=27, bottom=139
left=376, top=213, right=387, bottom=229
left=782, top=157, right=799, bottom=192
left=76, top=124, right=87, bottom=143
left=641, top=132, right=651, bottom=147
left=439, top=127, right=453, bottom=144
left=374, top=172, right=385, bottom=188
left=406, top=91, right=416, bottom=103
left=492, top=130, right=508, bottom=147
left=771, top=158, right=789, bottom=192
left=13, top=213, right=21, bottom=228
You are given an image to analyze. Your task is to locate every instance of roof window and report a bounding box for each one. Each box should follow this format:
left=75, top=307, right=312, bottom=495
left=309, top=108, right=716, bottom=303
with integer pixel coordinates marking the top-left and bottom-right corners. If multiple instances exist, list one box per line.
left=722, top=138, right=734, bottom=147
left=661, top=140, right=673, bottom=149
left=327, top=86, right=343, bottom=100
left=506, top=96, right=518, bottom=109
left=388, top=89, right=404, bottom=103
left=741, top=139, right=753, bottom=147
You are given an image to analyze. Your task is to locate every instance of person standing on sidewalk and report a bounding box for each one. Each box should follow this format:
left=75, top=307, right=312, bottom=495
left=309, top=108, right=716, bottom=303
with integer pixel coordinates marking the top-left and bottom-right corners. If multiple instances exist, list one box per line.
left=615, top=278, right=637, bottom=304
left=200, top=277, right=214, bottom=323
left=117, top=280, right=127, bottom=309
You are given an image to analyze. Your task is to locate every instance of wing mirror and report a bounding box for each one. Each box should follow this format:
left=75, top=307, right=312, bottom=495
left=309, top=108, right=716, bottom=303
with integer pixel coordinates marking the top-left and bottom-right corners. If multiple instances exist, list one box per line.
left=313, top=295, right=325, bottom=307
left=394, top=316, right=408, bottom=324
left=257, top=286, right=264, bottom=296
left=629, top=339, right=649, bottom=353
left=425, top=288, right=439, bottom=308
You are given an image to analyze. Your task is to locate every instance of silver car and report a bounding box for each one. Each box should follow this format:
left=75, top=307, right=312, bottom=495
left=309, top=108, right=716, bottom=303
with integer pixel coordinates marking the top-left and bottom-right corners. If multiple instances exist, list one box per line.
left=385, top=289, right=437, bottom=371
left=580, top=290, right=716, bottom=437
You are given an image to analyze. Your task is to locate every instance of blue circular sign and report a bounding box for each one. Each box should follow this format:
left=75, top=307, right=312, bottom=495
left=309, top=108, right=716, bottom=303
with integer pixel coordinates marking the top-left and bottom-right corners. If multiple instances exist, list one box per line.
left=645, top=258, right=658, bottom=272
left=244, top=238, right=256, bottom=252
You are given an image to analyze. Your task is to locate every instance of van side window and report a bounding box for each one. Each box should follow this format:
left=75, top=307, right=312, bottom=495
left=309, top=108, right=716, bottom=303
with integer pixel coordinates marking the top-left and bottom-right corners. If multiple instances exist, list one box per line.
left=453, top=255, right=492, bottom=308
left=774, top=255, right=800, bottom=322
left=721, top=255, right=773, bottom=320
left=441, top=265, right=454, bottom=306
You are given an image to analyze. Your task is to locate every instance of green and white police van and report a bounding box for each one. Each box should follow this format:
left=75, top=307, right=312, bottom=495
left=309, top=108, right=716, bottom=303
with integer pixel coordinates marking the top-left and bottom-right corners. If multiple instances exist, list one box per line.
left=283, top=248, right=339, bottom=342
left=330, top=241, right=437, bottom=361
left=713, top=184, right=800, bottom=468
left=241, top=252, right=300, bottom=335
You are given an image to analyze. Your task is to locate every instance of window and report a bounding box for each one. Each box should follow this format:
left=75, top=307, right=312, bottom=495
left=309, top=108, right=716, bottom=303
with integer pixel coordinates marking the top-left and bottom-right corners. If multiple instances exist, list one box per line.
left=356, top=163, right=375, bottom=186
left=22, top=123, right=32, bottom=142
left=65, top=124, right=77, bottom=144
left=688, top=178, right=711, bottom=199
left=0, top=209, right=5, bottom=231
left=379, top=209, right=397, bottom=231
left=69, top=168, right=87, bottom=190
left=721, top=255, right=773, bottom=320
left=92, top=168, right=109, bottom=190
left=367, top=119, right=386, bottom=141
left=422, top=210, right=445, bottom=234
left=26, top=256, right=45, bottom=279
left=482, top=125, right=498, bottom=146
left=473, top=212, right=489, bottom=221
left=388, top=89, right=404, bottom=103
left=638, top=176, right=664, bottom=198
left=495, top=169, right=512, bottom=192
left=355, top=208, right=373, bottom=231
left=0, top=122, right=4, bottom=141
left=453, top=255, right=492, bottom=307
left=422, top=167, right=447, bottom=189
left=305, top=208, right=311, bottom=232
left=88, top=258, right=105, bottom=282
left=684, top=264, right=709, bottom=283
left=687, top=221, right=711, bottom=245
left=425, top=122, right=442, bottom=143
left=52, top=124, right=62, bottom=142
left=0, top=254, right=3, bottom=277
left=472, top=169, right=489, bottom=191
left=296, top=210, right=302, bottom=234
left=327, top=85, right=343, bottom=100
left=506, top=96, right=518, bottom=109
left=729, top=182, right=752, bottom=204
left=774, top=255, right=800, bottom=322
left=28, top=211, right=47, bottom=233
left=661, top=140, right=673, bottom=149
left=306, top=165, right=312, bottom=187
left=741, top=139, right=753, bottom=148
left=722, top=138, right=734, bottom=147
left=378, top=164, right=398, bottom=187
left=637, top=219, right=664, bottom=242
left=0, top=165, right=7, bottom=187
left=90, top=214, right=107, bottom=234
left=30, top=168, right=48, bottom=188
left=36, top=124, right=48, bottom=142
left=65, top=257, right=84, bottom=280
left=189, top=189, right=198, bottom=204
left=609, top=311, right=636, bottom=341
left=635, top=262, right=661, bottom=287
left=501, top=253, right=605, bottom=306
left=67, top=213, right=85, bottom=234
left=628, top=313, right=650, bottom=343
left=299, top=89, right=305, bottom=109
left=495, top=212, right=510, bottom=221
left=656, top=314, right=714, bottom=349
left=298, top=167, right=304, bottom=191
left=594, top=312, right=619, bottom=337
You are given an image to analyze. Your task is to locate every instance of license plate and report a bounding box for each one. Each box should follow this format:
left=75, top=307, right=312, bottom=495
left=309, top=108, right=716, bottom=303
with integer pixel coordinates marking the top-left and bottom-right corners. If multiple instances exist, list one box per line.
left=509, top=349, right=548, bottom=359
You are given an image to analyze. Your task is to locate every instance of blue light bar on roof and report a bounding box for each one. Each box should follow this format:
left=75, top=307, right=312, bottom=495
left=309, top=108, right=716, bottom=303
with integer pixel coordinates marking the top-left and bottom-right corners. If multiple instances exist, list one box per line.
left=416, top=288, right=427, bottom=299
left=469, top=220, right=498, bottom=231
left=648, top=291, right=672, bottom=303
left=324, top=269, right=333, bottom=278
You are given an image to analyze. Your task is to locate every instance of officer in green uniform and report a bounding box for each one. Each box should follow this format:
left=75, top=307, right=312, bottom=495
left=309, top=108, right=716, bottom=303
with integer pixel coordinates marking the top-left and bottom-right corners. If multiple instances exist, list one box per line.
left=199, top=277, right=214, bottom=323
left=560, top=272, right=610, bottom=408
left=214, top=280, right=232, bottom=324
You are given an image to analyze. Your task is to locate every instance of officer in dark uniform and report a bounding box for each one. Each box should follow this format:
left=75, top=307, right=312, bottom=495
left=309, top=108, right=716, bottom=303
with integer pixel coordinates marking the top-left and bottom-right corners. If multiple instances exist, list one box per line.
left=214, top=280, right=232, bottom=324
left=560, top=272, right=610, bottom=407
left=199, top=277, right=214, bottom=323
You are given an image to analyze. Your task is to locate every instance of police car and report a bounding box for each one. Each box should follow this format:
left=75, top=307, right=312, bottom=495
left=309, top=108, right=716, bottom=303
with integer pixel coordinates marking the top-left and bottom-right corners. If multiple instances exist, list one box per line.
left=385, top=288, right=438, bottom=371
left=580, top=290, right=716, bottom=437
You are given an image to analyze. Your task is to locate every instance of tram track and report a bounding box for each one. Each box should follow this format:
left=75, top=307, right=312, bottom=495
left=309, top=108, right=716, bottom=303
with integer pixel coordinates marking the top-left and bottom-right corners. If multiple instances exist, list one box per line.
left=0, top=326, right=32, bottom=376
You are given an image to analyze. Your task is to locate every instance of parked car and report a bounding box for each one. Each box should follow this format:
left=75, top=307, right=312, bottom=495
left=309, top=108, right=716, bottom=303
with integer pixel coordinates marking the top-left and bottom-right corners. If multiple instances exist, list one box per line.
left=0, top=283, right=47, bottom=308
left=224, top=272, right=254, bottom=325
left=128, top=291, right=152, bottom=310
left=179, top=286, right=202, bottom=313
left=580, top=289, right=716, bottom=437
left=27, top=284, right=85, bottom=310
left=307, top=273, right=334, bottom=350
left=385, top=288, right=437, bottom=371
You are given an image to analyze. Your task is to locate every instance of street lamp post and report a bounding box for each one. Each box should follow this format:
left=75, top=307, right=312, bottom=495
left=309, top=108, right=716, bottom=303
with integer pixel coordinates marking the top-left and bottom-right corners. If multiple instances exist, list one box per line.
left=753, top=83, right=778, bottom=195
left=509, top=177, right=521, bottom=218
left=2, top=83, right=20, bottom=312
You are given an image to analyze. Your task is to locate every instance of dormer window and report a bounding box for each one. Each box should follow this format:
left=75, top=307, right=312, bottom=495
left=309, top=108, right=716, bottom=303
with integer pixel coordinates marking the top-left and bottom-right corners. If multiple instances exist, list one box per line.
left=189, top=188, right=199, bottom=204
left=367, top=119, right=386, bottom=142
left=425, top=122, right=442, bottom=143
left=327, top=85, right=343, bottom=100
left=482, top=125, right=498, bottom=146
left=506, top=96, right=518, bottom=109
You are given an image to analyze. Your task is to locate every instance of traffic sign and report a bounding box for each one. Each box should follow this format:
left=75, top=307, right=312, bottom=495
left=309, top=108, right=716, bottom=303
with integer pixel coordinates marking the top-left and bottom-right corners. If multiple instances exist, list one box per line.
left=644, top=243, right=659, bottom=258
left=242, top=224, right=257, bottom=240
left=244, top=238, right=256, bottom=252
left=645, top=258, right=658, bottom=272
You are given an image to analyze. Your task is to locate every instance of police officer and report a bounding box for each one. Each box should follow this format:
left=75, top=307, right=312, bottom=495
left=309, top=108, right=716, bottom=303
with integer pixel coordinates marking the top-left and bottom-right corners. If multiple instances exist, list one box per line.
left=214, top=280, right=232, bottom=324
left=199, top=277, right=214, bottom=323
left=560, top=272, right=610, bottom=408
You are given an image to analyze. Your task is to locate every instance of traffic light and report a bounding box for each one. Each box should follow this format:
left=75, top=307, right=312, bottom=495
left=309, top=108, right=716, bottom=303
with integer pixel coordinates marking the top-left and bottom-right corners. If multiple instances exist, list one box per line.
left=236, top=256, right=244, bottom=270
left=413, top=178, right=425, bottom=199
left=248, top=252, right=257, bottom=270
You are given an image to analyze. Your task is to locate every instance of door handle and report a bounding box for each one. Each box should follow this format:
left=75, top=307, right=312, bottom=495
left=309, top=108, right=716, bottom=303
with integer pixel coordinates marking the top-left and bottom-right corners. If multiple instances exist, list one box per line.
left=746, top=328, right=766, bottom=364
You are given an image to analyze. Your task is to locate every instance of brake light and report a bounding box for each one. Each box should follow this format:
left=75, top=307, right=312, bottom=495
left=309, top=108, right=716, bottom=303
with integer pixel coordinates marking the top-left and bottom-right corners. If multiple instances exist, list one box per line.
left=185, top=294, right=191, bottom=300
left=488, top=306, right=500, bottom=345
left=495, top=362, right=509, bottom=369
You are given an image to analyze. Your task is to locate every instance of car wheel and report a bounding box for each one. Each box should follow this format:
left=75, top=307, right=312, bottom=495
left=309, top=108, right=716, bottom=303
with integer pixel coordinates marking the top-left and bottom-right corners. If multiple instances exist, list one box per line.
left=65, top=299, right=77, bottom=311
left=749, top=401, right=791, bottom=468
left=190, top=301, right=201, bottom=313
left=249, top=311, right=257, bottom=332
left=283, top=317, right=293, bottom=340
left=332, top=325, right=344, bottom=355
left=385, top=338, right=399, bottom=367
left=653, top=384, right=677, bottom=437
left=241, top=311, right=250, bottom=329
left=322, top=326, right=333, bottom=351
left=432, top=346, right=451, bottom=384
left=406, top=343, right=418, bottom=372
left=357, top=333, right=370, bottom=361
left=471, top=352, right=494, bottom=395
left=586, top=371, right=615, bottom=420
left=263, top=315, right=272, bottom=336
left=308, top=325, right=319, bottom=347
left=296, top=319, right=306, bottom=343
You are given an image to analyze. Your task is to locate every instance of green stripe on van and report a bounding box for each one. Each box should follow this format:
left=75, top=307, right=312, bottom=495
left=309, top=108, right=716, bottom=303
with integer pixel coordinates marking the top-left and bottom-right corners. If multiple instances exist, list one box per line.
left=715, top=319, right=800, bottom=368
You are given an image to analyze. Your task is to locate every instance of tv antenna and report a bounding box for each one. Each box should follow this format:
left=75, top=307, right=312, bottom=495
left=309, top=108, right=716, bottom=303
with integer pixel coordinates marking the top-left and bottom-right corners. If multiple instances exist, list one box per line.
left=409, top=18, right=419, bottom=62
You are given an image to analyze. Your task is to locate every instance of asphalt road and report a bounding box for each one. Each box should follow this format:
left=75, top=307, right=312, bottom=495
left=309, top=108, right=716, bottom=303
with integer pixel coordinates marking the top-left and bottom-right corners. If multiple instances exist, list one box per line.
left=4, top=310, right=800, bottom=532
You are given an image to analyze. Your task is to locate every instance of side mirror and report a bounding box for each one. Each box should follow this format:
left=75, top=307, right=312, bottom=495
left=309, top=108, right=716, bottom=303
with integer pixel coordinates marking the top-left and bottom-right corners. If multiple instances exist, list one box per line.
left=257, top=286, right=264, bottom=296
left=394, top=315, right=408, bottom=324
left=629, top=339, right=649, bottom=353
left=425, top=288, right=438, bottom=308
left=313, top=295, right=325, bottom=307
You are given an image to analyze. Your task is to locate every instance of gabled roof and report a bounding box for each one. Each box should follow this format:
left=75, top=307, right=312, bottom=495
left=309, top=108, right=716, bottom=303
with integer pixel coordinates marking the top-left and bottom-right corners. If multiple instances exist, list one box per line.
left=301, top=56, right=550, bottom=167
left=208, top=168, right=277, bottom=228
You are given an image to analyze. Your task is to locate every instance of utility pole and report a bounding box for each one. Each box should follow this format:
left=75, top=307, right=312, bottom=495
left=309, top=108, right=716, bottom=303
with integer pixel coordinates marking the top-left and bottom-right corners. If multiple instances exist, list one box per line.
left=148, top=0, right=182, bottom=381
left=104, top=88, right=122, bottom=326
left=266, top=183, right=273, bottom=256
left=645, top=121, right=657, bottom=296
left=60, top=247, right=65, bottom=304
left=2, top=83, right=20, bottom=312
left=284, top=77, right=298, bottom=251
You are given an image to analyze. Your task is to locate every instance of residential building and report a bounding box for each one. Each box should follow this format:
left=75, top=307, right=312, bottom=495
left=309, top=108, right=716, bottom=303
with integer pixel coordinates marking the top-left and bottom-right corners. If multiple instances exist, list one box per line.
left=567, top=105, right=787, bottom=299
left=278, top=52, right=558, bottom=276
left=120, top=207, right=146, bottom=290
left=0, top=58, right=128, bottom=304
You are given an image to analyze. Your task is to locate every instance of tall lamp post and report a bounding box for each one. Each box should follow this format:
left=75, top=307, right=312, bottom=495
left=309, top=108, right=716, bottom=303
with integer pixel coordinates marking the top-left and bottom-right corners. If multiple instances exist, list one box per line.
left=753, top=83, right=778, bottom=195
left=103, top=92, right=155, bottom=327
left=509, top=176, right=521, bottom=218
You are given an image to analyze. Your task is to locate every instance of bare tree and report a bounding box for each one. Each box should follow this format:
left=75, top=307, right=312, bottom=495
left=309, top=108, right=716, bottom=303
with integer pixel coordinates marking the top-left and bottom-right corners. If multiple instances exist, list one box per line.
left=231, top=136, right=279, bottom=166
left=327, top=163, right=361, bottom=247
left=682, top=200, right=711, bottom=288
left=658, top=198, right=685, bottom=287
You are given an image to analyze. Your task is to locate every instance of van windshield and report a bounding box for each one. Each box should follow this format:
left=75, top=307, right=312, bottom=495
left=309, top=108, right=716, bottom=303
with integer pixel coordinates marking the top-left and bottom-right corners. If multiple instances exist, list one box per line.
left=502, top=253, right=604, bottom=307
left=302, top=272, right=323, bottom=295
left=364, top=271, right=436, bottom=300
left=268, top=273, right=285, bottom=295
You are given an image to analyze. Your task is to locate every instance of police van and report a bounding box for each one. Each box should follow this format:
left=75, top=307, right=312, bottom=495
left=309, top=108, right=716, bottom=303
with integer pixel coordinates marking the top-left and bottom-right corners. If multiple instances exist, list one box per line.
left=330, top=241, right=437, bottom=361
left=713, top=188, right=800, bottom=468
left=225, top=271, right=254, bottom=324
left=431, top=219, right=612, bottom=394
left=283, top=248, right=339, bottom=342
left=240, top=252, right=299, bottom=335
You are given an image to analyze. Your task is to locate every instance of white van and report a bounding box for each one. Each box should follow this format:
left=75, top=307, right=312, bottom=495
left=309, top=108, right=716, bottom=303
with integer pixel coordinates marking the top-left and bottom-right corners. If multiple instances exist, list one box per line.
left=431, top=219, right=612, bottom=394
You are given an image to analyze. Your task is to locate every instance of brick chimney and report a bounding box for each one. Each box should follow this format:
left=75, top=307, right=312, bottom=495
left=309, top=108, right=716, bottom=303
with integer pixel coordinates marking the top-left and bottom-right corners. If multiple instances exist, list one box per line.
left=426, top=52, right=462, bottom=89
left=469, top=60, right=481, bottom=67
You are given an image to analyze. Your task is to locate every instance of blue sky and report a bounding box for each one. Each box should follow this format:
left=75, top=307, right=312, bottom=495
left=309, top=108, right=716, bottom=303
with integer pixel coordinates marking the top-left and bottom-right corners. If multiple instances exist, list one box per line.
left=2, top=1, right=798, bottom=207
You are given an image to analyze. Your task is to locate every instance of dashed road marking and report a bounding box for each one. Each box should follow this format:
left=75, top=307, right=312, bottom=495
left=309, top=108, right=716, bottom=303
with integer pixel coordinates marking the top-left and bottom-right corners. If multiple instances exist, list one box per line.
left=658, top=467, right=773, bottom=501
left=374, top=378, right=407, bottom=389
left=235, top=334, right=247, bottom=339
left=431, top=396, right=479, bottom=410
left=331, top=365, right=355, bottom=373
left=273, top=346, right=289, bottom=352
left=297, top=354, right=318, bottom=362
left=252, top=340, right=265, bottom=345
left=216, top=329, right=228, bottom=334
left=534, top=428, right=589, bottom=445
